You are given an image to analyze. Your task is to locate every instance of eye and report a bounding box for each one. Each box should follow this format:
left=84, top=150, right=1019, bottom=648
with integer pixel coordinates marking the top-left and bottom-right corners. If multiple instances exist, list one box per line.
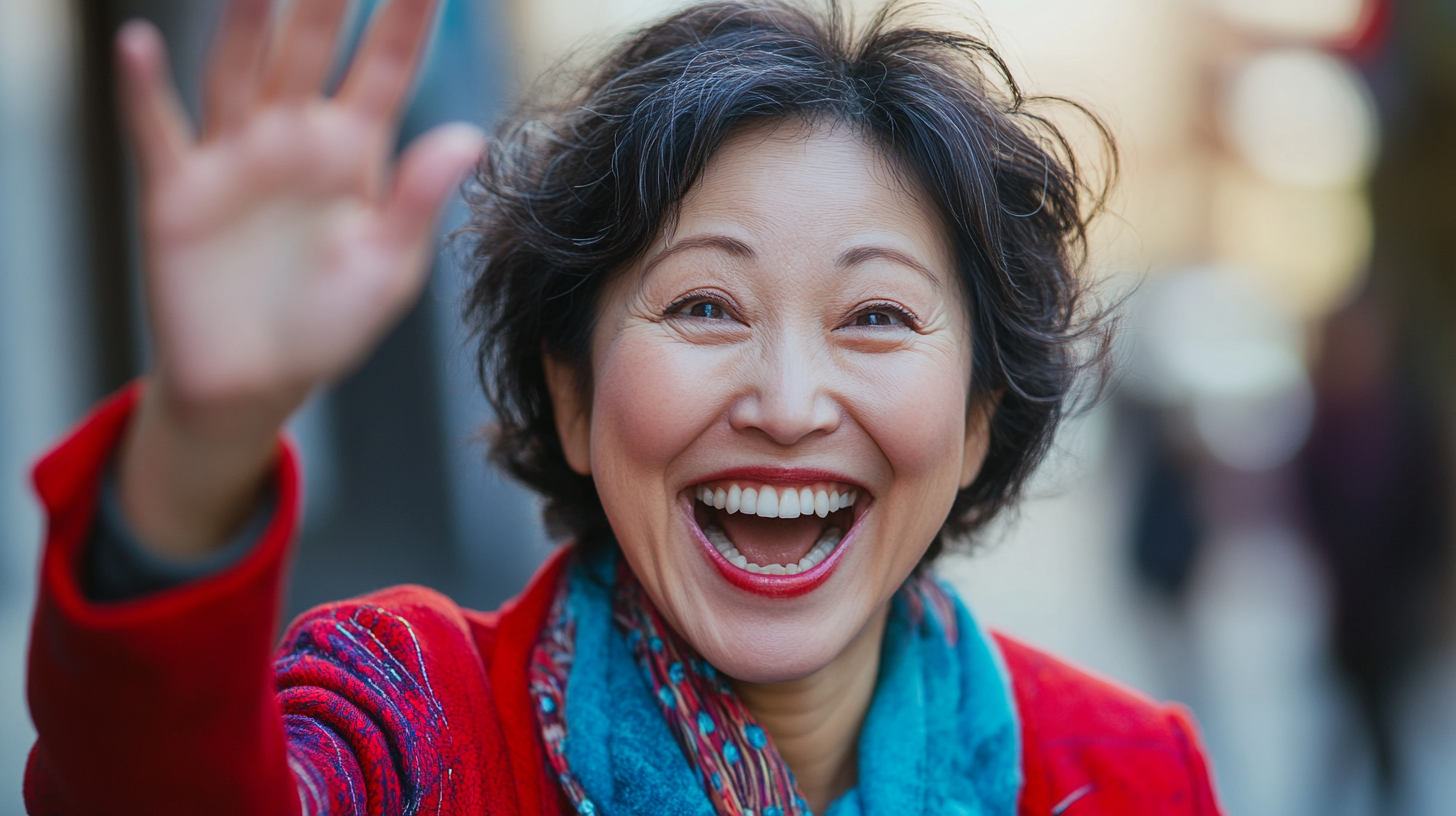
left=666, top=292, right=738, bottom=323
left=848, top=304, right=914, bottom=328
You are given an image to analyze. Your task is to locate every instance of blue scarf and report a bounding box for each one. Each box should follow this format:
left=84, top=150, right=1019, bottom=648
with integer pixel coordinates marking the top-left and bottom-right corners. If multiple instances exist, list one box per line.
left=530, top=554, right=1021, bottom=816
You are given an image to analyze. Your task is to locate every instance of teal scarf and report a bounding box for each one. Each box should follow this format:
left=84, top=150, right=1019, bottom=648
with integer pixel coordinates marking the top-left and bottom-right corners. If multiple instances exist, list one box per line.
left=530, top=554, right=1021, bottom=816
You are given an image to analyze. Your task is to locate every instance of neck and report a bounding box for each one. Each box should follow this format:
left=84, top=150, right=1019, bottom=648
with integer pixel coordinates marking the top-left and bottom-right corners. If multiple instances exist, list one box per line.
left=731, top=605, right=889, bottom=815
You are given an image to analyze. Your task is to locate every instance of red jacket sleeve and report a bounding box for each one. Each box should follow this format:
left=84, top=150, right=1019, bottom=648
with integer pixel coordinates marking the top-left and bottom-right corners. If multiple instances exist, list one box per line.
left=25, top=387, right=529, bottom=816
left=24, top=386, right=303, bottom=814
left=22, top=387, right=524, bottom=816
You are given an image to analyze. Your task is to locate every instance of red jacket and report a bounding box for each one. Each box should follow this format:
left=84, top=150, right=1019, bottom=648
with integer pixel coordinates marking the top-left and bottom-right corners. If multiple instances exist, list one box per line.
left=23, top=389, right=1224, bottom=815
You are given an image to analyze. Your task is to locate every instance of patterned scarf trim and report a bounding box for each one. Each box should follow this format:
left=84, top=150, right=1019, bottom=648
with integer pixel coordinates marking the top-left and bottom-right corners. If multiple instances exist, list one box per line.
left=528, top=556, right=959, bottom=816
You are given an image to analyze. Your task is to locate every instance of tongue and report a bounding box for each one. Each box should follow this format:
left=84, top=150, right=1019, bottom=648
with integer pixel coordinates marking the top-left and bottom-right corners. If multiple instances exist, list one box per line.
left=717, top=511, right=826, bottom=566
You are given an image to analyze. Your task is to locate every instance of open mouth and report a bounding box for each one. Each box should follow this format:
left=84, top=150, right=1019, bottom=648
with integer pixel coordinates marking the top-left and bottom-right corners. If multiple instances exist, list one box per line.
left=686, top=478, right=867, bottom=596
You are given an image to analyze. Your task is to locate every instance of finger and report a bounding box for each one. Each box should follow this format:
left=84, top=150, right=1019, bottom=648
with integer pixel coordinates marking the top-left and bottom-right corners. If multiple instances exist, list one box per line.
left=116, top=20, right=193, bottom=181
left=336, top=0, right=439, bottom=121
left=376, top=123, right=485, bottom=260
left=260, top=0, right=352, bottom=103
left=202, top=0, right=272, bottom=137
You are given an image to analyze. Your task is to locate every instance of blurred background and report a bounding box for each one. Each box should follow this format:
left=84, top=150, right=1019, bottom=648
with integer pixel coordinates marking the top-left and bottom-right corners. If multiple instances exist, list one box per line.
left=1, top=0, right=1453, bottom=812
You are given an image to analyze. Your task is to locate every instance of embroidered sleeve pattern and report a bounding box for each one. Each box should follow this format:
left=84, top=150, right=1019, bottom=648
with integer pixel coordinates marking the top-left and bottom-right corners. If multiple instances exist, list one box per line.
left=275, top=603, right=463, bottom=815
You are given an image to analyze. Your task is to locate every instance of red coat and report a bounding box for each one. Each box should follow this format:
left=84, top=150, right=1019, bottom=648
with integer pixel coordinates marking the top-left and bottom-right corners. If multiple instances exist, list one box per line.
left=23, top=389, right=1224, bottom=815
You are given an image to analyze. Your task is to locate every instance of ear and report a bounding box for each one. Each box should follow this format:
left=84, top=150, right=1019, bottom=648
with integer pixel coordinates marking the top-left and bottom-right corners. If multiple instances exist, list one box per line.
left=544, top=354, right=592, bottom=476
left=959, top=394, right=998, bottom=489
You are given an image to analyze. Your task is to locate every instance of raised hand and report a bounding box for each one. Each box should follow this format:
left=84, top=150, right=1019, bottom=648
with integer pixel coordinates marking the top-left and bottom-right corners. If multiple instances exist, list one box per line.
left=115, top=0, right=485, bottom=556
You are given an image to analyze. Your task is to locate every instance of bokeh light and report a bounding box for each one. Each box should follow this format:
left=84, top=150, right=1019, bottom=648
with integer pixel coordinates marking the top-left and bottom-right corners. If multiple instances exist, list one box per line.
left=1224, top=48, right=1378, bottom=189
left=1211, top=164, right=1373, bottom=318
left=1133, top=266, right=1314, bottom=471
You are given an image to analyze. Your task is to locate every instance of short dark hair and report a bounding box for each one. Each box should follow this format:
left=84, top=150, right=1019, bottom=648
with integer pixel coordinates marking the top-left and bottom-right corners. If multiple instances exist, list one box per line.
left=462, top=0, right=1113, bottom=560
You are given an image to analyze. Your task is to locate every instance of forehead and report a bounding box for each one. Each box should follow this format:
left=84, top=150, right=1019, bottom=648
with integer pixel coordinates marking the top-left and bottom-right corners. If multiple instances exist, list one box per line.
left=664, top=117, right=955, bottom=272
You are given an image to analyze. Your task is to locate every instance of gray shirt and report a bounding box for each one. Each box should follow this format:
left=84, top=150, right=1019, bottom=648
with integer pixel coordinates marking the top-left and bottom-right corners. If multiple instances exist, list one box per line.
left=85, top=470, right=274, bottom=602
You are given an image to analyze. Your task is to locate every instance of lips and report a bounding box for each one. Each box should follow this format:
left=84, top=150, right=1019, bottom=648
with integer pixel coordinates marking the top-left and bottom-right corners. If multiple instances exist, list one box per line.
left=683, top=470, right=869, bottom=598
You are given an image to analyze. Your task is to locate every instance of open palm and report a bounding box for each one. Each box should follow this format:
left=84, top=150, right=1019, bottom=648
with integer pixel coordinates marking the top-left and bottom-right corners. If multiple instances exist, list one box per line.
left=120, top=0, right=483, bottom=411
left=112, top=0, right=483, bottom=554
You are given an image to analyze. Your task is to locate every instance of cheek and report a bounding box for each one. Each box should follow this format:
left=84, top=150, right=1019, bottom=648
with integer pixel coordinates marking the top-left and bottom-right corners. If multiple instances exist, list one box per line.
left=591, top=332, right=720, bottom=484
left=846, top=348, right=971, bottom=481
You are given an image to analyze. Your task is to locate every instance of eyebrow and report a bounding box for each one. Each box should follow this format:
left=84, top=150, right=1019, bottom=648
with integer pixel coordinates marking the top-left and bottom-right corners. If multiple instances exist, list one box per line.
left=641, top=234, right=755, bottom=275
left=837, top=245, right=943, bottom=289
left=641, top=234, right=942, bottom=289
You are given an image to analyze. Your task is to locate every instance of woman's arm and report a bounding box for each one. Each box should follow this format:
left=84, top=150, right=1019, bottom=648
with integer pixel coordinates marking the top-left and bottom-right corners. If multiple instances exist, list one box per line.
left=26, top=390, right=517, bottom=815
left=113, top=0, right=482, bottom=559
left=26, top=1, right=487, bottom=811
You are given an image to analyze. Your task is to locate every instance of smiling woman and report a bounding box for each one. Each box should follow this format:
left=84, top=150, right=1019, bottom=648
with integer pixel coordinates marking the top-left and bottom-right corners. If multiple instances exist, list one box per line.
left=538, top=120, right=984, bottom=692
left=22, top=1, right=1220, bottom=815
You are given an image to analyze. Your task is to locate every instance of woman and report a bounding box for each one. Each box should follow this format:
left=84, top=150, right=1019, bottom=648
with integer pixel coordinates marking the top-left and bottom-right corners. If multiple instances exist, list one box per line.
left=24, top=0, right=1222, bottom=814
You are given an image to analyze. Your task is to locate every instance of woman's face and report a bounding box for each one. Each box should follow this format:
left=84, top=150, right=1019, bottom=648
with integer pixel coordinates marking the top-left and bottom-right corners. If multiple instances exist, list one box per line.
left=549, top=118, right=988, bottom=683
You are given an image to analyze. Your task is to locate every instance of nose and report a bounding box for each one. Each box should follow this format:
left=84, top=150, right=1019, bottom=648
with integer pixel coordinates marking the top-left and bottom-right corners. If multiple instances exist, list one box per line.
left=727, top=333, right=841, bottom=446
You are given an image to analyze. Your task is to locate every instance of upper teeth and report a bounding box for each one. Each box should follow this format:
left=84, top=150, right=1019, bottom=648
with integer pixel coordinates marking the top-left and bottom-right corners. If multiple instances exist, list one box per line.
left=705, top=523, right=844, bottom=575
left=696, top=484, right=858, bottom=519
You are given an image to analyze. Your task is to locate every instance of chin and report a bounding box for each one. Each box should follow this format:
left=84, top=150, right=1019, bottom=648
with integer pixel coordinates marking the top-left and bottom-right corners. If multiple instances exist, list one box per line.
left=675, top=586, right=879, bottom=684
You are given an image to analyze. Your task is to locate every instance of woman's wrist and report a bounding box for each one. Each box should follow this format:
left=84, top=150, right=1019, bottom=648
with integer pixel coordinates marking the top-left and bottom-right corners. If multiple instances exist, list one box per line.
left=115, top=376, right=299, bottom=561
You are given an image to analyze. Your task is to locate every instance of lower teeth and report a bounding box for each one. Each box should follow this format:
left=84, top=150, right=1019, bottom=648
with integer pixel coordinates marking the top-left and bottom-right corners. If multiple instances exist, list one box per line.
left=705, top=524, right=843, bottom=574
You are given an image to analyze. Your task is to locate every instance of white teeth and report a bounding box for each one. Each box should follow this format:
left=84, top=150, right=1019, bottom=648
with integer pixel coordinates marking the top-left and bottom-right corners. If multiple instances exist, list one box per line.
left=696, top=482, right=863, bottom=516
left=706, top=525, right=733, bottom=551
left=756, top=486, right=779, bottom=518
left=706, top=522, right=846, bottom=576
left=777, top=488, right=800, bottom=519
